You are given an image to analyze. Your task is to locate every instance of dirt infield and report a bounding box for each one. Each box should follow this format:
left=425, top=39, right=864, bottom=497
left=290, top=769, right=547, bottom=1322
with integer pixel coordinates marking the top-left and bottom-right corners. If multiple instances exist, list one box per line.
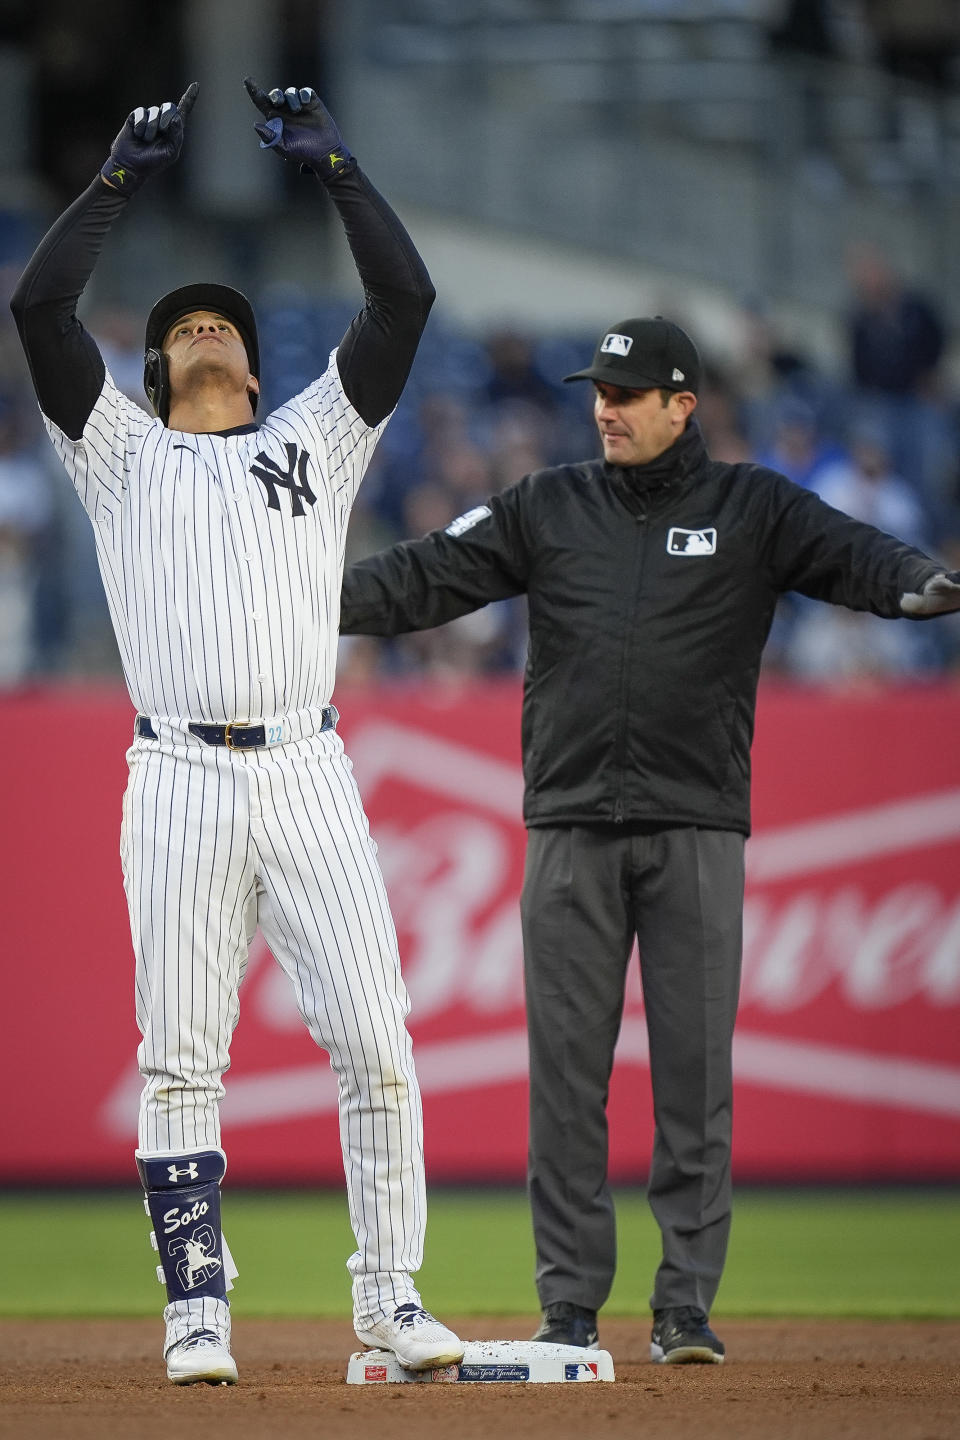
left=1, top=1317, right=957, bottom=1440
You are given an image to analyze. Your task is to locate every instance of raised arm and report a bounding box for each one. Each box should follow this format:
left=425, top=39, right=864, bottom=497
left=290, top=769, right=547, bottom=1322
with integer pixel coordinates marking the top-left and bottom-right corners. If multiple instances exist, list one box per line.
left=243, top=80, right=435, bottom=427
left=11, top=182, right=121, bottom=439
left=10, top=85, right=198, bottom=440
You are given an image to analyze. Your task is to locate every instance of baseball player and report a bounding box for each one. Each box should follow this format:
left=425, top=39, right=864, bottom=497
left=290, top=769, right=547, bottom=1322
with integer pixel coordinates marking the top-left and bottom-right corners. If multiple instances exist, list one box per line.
left=339, top=315, right=960, bottom=1364
left=11, top=79, right=463, bottom=1384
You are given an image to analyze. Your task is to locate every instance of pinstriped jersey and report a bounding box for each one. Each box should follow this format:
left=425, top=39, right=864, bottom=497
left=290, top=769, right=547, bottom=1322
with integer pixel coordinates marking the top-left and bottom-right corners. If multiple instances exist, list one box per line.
left=45, top=351, right=388, bottom=720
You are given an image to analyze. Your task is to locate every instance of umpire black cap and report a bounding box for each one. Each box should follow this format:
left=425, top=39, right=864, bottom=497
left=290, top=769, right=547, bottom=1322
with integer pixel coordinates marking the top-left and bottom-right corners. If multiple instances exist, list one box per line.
left=563, top=317, right=700, bottom=395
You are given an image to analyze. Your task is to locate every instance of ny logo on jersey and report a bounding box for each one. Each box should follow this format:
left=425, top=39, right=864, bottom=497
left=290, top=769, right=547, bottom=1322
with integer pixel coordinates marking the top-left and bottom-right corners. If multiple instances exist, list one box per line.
left=250, top=444, right=317, bottom=517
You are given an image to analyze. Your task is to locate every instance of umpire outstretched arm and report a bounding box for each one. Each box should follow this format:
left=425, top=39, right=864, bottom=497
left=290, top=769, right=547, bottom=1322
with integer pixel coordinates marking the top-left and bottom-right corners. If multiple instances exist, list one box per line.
left=341, top=485, right=532, bottom=635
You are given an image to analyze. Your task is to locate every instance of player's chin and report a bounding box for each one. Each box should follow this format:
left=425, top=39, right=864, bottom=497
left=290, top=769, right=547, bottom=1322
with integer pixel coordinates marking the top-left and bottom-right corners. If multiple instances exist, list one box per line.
left=183, top=354, right=244, bottom=385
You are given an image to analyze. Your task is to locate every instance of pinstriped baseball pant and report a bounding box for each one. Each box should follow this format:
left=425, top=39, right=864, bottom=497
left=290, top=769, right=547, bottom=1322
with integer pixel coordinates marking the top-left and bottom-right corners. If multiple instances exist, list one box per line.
left=120, top=725, right=425, bottom=1329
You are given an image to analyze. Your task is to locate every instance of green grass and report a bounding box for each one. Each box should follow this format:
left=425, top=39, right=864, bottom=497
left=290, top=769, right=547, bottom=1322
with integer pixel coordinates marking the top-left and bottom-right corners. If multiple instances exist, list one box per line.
left=0, top=1188, right=956, bottom=1318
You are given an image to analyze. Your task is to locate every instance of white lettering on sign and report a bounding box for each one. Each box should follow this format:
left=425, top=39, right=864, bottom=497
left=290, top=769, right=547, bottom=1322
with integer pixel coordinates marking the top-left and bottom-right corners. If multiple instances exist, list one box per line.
left=740, top=885, right=960, bottom=1011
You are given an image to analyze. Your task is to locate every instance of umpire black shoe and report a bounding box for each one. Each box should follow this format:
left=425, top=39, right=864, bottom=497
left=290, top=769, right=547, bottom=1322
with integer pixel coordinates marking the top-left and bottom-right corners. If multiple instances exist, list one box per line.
left=651, top=1307, right=725, bottom=1365
left=531, top=1301, right=599, bottom=1348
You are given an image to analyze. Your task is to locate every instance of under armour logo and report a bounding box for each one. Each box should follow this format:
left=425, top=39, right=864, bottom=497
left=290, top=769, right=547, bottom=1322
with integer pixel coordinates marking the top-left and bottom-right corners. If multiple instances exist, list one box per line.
left=168, top=1162, right=199, bottom=1182
left=250, top=444, right=317, bottom=517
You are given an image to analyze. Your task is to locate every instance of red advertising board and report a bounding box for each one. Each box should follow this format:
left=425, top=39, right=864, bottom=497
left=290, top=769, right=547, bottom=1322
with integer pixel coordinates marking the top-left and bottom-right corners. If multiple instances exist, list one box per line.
left=1, top=681, right=959, bottom=1183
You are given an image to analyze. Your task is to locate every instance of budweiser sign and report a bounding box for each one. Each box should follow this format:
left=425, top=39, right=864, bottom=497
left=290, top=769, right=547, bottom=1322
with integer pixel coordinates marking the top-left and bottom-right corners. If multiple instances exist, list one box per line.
left=3, top=683, right=959, bottom=1181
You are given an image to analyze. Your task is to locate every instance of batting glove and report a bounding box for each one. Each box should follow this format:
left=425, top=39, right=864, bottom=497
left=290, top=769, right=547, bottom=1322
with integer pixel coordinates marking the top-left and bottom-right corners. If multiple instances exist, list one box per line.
left=900, top=571, right=960, bottom=616
left=243, top=77, right=356, bottom=181
left=100, top=83, right=199, bottom=194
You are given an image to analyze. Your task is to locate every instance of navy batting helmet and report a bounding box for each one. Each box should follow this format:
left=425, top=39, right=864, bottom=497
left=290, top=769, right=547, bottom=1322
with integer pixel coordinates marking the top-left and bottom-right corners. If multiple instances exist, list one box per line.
left=143, top=283, right=260, bottom=424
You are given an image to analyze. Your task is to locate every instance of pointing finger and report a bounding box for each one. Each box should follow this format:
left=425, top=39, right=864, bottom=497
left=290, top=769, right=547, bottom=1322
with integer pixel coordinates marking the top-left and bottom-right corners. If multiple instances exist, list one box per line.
left=243, top=75, right=273, bottom=116
left=177, top=81, right=199, bottom=118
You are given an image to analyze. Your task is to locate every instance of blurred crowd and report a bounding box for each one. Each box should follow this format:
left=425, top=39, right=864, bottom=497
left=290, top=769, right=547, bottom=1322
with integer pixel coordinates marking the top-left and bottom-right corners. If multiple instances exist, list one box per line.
left=770, top=0, right=960, bottom=88
left=2, top=235, right=960, bottom=692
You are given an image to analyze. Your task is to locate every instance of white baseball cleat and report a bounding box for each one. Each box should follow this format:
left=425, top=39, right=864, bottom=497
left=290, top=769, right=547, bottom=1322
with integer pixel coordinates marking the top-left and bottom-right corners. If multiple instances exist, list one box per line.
left=355, top=1304, right=465, bottom=1371
left=165, top=1329, right=238, bottom=1385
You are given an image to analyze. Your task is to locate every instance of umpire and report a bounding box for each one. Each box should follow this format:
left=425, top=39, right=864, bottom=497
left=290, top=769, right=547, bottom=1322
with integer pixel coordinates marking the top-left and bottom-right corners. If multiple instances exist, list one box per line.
left=339, top=317, right=960, bottom=1364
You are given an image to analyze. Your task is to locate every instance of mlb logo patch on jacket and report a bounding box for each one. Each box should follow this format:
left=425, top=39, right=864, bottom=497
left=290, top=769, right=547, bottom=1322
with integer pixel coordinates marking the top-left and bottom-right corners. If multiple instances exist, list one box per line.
left=667, top=526, right=717, bottom=556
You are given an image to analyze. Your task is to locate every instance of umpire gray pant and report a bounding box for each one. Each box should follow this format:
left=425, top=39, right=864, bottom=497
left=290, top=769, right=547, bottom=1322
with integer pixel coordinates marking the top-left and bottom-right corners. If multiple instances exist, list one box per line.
left=521, top=824, right=744, bottom=1316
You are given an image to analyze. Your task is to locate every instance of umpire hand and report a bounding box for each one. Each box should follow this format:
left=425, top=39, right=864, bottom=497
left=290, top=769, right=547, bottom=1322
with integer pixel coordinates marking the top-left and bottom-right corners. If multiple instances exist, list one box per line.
left=901, top=571, right=960, bottom=616
left=243, top=78, right=356, bottom=181
left=100, top=83, right=199, bottom=194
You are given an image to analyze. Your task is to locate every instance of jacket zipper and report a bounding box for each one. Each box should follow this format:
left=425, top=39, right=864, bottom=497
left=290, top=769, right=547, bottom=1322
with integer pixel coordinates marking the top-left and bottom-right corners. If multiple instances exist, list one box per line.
left=612, top=507, right=648, bottom=821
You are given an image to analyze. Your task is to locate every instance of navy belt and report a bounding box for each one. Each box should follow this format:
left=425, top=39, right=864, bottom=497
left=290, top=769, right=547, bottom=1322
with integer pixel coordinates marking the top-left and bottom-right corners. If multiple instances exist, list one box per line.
left=135, top=710, right=335, bottom=749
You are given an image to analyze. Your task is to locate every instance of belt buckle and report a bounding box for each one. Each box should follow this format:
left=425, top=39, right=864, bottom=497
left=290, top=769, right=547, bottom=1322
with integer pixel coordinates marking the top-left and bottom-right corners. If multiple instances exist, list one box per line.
left=224, top=721, right=251, bottom=751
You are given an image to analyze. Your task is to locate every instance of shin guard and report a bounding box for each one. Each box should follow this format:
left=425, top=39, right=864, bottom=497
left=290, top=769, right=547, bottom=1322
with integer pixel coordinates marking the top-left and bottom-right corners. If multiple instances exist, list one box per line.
left=136, top=1149, right=232, bottom=1305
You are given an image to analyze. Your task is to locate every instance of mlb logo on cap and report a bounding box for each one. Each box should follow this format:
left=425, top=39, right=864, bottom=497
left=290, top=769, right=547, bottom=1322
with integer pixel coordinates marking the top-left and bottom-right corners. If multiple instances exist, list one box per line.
left=563, top=317, right=701, bottom=394
left=600, top=333, right=634, bottom=357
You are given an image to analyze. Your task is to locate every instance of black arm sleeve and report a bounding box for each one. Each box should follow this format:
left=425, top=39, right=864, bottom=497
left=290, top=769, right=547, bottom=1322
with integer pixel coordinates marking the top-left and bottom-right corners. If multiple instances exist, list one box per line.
left=325, top=167, right=435, bottom=427
left=759, top=470, right=942, bottom=615
left=10, top=178, right=128, bottom=441
left=341, top=489, right=530, bottom=635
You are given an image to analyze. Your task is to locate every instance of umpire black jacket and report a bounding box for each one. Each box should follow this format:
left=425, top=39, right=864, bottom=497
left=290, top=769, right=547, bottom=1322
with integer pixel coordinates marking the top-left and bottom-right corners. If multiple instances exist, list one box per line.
left=340, top=422, right=941, bottom=835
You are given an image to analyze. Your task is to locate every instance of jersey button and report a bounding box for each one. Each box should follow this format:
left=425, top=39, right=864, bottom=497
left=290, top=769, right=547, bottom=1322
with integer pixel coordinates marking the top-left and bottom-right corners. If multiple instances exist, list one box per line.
left=251, top=611, right=263, bottom=621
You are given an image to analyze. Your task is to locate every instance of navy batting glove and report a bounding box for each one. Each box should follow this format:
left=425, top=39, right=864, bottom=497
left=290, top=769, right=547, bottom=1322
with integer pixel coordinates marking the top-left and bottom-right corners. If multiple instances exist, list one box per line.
left=243, top=77, right=355, bottom=181
left=100, top=83, right=199, bottom=194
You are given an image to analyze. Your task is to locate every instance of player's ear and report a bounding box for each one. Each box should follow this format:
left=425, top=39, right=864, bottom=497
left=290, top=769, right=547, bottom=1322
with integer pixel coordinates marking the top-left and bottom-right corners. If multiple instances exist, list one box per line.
left=247, top=374, right=260, bottom=414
